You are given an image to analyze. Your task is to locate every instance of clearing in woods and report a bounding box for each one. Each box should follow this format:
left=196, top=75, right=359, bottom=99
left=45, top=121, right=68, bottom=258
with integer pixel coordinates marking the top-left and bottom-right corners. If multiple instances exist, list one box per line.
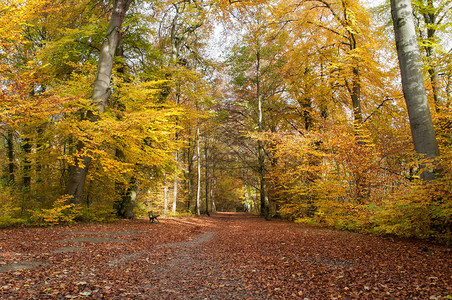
left=0, top=213, right=451, bottom=299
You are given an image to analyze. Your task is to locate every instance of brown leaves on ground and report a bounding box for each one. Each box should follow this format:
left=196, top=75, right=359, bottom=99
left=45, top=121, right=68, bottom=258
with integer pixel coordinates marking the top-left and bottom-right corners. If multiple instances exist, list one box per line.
left=0, top=213, right=451, bottom=299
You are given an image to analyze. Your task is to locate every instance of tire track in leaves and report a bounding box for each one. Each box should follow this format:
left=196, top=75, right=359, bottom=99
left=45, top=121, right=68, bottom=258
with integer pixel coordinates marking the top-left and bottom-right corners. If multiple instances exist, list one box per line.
left=142, top=230, right=266, bottom=299
left=0, top=214, right=450, bottom=299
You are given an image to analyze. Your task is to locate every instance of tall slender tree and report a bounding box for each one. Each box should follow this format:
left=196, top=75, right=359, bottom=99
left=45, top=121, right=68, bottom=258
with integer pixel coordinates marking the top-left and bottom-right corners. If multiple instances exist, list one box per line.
left=412, top=0, right=452, bottom=110
left=196, top=118, right=201, bottom=216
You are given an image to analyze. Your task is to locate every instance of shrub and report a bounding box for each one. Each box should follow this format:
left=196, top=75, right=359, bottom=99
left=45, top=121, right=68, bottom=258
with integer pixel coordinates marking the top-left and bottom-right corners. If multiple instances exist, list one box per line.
left=28, top=195, right=80, bottom=226
left=0, top=187, right=26, bottom=227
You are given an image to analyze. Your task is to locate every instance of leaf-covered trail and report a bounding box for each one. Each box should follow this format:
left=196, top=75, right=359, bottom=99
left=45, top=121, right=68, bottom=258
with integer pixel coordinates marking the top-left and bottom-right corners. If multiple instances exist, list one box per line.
left=0, top=213, right=451, bottom=299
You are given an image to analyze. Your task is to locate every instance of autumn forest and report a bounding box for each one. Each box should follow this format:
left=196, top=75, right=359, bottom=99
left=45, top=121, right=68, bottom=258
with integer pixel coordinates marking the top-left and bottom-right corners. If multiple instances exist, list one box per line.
left=0, top=0, right=451, bottom=242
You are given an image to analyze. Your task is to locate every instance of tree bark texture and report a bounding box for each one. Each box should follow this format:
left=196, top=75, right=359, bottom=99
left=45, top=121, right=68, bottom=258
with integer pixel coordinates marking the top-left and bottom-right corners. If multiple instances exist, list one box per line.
left=92, top=0, right=132, bottom=113
left=391, top=0, right=440, bottom=179
left=65, top=0, right=132, bottom=203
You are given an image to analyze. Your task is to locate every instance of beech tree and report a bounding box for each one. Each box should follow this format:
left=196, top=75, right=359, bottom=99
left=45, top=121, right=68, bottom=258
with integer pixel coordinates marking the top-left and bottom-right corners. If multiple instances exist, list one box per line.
left=390, top=0, right=440, bottom=180
left=65, top=0, right=134, bottom=204
left=412, top=0, right=452, bottom=110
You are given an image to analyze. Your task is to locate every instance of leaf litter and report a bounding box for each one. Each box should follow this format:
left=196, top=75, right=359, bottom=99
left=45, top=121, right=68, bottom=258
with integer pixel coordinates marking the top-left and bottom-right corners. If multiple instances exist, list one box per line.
left=0, top=213, right=451, bottom=299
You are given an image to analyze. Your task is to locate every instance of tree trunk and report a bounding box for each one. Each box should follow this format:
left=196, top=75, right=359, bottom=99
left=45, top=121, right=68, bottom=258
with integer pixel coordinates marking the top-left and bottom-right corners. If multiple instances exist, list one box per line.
left=113, top=147, right=136, bottom=219
left=172, top=151, right=178, bottom=214
left=36, top=126, right=45, bottom=184
left=64, top=0, right=132, bottom=203
left=210, top=158, right=217, bottom=213
left=114, top=176, right=137, bottom=219
left=123, top=180, right=137, bottom=219
left=210, top=177, right=216, bottom=213
left=196, top=120, right=201, bottom=216
left=186, top=138, right=194, bottom=211
left=65, top=141, right=92, bottom=204
left=421, top=0, right=443, bottom=111
left=391, top=0, right=440, bottom=180
left=204, top=140, right=210, bottom=215
left=258, top=138, right=269, bottom=218
left=164, top=171, right=168, bottom=217
left=22, top=137, right=32, bottom=189
left=256, top=50, right=271, bottom=220
left=7, top=128, right=14, bottom=185
left=244, top=183, right=250, bottom=212
left=350, top=66, right=363, bottom=123
left=429, top=68, right=442, bottom=111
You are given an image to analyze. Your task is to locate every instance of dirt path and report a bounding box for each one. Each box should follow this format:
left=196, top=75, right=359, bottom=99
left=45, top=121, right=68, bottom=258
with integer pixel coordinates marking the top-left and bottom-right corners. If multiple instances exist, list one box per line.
left=0, top=213, right=451, bottom=299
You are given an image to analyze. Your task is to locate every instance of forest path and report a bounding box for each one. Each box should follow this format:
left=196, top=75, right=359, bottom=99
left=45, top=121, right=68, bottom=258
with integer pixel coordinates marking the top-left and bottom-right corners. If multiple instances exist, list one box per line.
left=0, top=213, right=451, bottom=299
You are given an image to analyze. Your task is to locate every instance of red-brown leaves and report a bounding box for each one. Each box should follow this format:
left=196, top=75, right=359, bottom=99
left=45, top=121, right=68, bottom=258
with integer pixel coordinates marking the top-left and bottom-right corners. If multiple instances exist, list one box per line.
left=1, top=213, right=450, bottom=299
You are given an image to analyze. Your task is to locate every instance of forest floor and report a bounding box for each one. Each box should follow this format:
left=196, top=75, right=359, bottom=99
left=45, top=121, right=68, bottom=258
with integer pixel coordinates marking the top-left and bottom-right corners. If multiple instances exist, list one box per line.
left=0, top=213, right=451, bottom=299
